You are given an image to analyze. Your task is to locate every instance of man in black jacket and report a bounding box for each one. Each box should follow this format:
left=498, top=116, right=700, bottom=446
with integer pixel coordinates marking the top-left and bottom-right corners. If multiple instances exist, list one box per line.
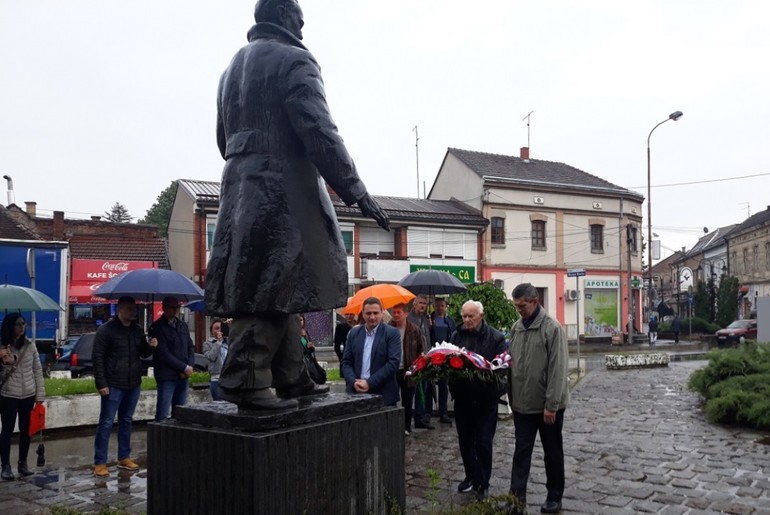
left=449, top=300, right=507, bottom=502
left=149, top=297, right=195, bottom=422
left=92, top=296, right=156, bottom=477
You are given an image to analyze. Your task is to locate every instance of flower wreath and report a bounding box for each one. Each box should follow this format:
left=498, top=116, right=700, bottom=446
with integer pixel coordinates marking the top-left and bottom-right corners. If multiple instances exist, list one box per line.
left=405, top=342, right=511, bottom=383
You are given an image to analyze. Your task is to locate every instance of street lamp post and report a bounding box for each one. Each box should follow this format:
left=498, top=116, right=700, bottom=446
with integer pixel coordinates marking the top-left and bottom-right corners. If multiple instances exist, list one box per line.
left=646, top=111, right=683, bottom=320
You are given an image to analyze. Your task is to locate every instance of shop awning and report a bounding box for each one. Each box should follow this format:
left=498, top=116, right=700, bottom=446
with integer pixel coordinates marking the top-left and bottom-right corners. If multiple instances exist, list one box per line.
left=68, top=283, right=108, bottom=304
left=69, top=259, right=158, bottom=304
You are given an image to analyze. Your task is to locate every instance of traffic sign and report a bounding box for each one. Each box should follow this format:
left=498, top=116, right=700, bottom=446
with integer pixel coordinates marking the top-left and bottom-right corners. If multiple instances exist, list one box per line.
left=567, top=268, right=586, bottom=277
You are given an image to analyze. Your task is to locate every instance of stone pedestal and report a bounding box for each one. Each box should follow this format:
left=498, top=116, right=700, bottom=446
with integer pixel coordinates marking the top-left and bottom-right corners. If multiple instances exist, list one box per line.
left=147, top=393, right=404, bottom=515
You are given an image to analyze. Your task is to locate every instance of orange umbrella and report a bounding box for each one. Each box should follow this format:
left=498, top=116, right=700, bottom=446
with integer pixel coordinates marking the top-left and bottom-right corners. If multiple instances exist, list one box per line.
left=342, top=284, right=416, bottom=315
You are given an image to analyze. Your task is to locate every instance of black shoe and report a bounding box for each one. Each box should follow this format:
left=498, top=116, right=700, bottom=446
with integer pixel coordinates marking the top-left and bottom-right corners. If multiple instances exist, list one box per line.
left=1, top=464, right=14, bottom=481
left=439, top=415, right=453, bottom=425
left=17, top=461, right=32, bottom=477
left=414, top=420, right=435, bottom=430
left=540, top=500, right=561, bottom=513
left=457, top=478, right=474, bottom=493
left=475, top=485, right=488, bottom=502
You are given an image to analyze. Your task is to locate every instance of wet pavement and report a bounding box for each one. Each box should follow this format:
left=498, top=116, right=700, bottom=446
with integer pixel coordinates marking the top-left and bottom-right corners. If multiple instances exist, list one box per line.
left=1, top=351, right=768, bottom=514
left=405, top=359, right=770, bottom=514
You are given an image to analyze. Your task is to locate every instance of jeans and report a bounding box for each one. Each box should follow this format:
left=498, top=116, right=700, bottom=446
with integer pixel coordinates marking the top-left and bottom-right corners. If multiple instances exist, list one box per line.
left=155, top=378, right=189, bottom=421
left=510, top=409, right=565, bottom=504
left=0, top=396, right=35, bottom=466
left=94, top=386, right=140, bottom=465
left=209, top=379, right=220, bottom=401
left=454, top=396, right=498, bottom=489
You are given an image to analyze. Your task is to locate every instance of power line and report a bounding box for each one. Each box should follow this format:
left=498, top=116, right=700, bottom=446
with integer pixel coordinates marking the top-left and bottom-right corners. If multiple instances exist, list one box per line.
left=628, top=171, right=770, bottom=190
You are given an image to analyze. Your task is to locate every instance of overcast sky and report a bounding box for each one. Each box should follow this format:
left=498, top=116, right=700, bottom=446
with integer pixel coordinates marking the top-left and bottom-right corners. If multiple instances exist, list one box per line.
left=2, top=0, right=768, bottom=263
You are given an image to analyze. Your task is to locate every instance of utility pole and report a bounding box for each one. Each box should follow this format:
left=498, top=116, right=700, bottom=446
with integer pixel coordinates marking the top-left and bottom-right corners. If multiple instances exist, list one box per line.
left=627, top=224, right=635, bottom=344
left=412, top=125, right=420, bottom=198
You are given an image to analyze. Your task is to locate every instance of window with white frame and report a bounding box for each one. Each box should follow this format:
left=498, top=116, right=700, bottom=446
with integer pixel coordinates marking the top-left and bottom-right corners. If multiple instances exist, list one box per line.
left=359, top=226, right=394, bottom=257
left=408, top=228, right=476, bottom=259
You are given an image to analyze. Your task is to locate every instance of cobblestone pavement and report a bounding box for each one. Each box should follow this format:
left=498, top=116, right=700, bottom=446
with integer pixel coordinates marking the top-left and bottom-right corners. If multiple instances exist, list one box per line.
left=406, top=360, right=770, bottom=514
left=1, top=359, right=768, bottom=514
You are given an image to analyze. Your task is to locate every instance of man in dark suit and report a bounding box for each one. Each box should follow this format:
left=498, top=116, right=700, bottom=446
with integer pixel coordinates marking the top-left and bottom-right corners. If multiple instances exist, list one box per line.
left=341, top=297, right=401, bottom=406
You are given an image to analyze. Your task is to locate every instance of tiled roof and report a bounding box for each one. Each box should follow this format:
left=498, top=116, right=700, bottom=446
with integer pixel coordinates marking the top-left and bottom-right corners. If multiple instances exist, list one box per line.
left=69, top=236, right=169, bottom=268
left=447, top=148, right=643, bottom=199
left=332, top=195, right=487, bottom=226
left=687, top=225, right=737, bottom=255
left=175, top=178, right=487, bottom=227
left=0, top=205, right=40, bottom=240
left=723, top=207, right=770, bottom=238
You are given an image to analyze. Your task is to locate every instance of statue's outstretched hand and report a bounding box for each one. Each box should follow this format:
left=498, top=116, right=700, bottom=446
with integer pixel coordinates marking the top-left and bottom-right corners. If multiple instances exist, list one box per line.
left=358, top=193, right=390, bottom=231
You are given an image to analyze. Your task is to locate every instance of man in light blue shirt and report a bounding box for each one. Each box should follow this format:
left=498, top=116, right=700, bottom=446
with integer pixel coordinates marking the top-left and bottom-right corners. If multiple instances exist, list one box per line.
left=341, top=297, right=401, bottom=406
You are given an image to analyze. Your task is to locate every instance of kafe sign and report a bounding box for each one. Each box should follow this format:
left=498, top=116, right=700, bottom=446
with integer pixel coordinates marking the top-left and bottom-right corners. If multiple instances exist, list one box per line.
left=584, top=279, right=619, bottom=289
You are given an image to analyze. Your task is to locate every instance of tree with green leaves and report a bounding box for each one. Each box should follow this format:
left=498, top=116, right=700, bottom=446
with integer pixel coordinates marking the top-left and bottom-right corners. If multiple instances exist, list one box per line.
left=692, top=280, right=710, bottom=320
left=104, top=202, right=132, bottom=223
left=716, top=275, right=740, bottom=328
left=139, top=181, right=178, bottom=237
left=446, top=282, right=518, bottom=334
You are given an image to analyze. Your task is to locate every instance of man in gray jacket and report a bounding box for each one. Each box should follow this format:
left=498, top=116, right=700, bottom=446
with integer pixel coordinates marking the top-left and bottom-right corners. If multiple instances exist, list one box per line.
left=508, top=283, right=569, bottom=514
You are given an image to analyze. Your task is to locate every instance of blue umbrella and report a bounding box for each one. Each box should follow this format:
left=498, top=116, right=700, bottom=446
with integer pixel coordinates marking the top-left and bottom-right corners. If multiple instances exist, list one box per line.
left=93, top=269, right=204, bottom=302
left=184, top=300, right=206, bottom=312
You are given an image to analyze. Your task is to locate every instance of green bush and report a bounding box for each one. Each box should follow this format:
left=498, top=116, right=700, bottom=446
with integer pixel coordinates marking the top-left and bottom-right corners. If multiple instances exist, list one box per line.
left=688, top=342, right=770, bottom=429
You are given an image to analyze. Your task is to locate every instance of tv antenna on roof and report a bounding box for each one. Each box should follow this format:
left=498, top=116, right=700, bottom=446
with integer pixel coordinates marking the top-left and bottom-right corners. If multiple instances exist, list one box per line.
left=739, top=201, right=750, bottom=218
left=521, top=110, right=534, bottom=150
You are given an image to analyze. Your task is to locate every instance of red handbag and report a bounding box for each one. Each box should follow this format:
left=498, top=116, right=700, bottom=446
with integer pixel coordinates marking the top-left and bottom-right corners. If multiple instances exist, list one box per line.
left=29, top=402, right=46, bottom=437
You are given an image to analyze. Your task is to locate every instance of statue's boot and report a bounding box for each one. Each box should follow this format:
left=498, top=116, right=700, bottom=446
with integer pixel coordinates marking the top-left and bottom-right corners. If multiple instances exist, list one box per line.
left=220, top=386, right=298, bottom=410
left=276, top=378, right=330, bottom=399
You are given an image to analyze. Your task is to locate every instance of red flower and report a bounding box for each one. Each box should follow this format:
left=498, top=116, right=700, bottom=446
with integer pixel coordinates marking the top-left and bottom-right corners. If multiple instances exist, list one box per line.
left=431, top=353, right=447, bottom=366
left=449, top=356, right=465, bottom=369
left=413, top=356, right=427, bottom=372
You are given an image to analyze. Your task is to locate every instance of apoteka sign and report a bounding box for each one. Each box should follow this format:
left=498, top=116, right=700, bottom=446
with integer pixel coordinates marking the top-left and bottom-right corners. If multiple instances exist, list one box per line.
left=584, top=279, right=619, bottom=289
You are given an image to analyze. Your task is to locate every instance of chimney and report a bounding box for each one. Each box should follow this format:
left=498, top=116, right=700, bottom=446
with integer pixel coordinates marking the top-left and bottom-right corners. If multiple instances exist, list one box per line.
left=25, top=201, right=37, bottom=217
left=91, top=215, right=102, bottom=222
left=53, top=211, right=65, bottom=240
left=520, top=147, right=530, bottom=161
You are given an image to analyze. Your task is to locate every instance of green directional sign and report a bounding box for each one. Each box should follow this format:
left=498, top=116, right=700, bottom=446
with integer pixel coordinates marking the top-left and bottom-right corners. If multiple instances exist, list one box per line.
left=409, top=264, right=475, bottom=284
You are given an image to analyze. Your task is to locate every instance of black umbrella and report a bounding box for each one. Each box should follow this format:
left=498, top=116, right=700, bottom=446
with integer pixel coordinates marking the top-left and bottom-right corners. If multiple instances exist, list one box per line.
left=398, top=270, right=467, bottom=296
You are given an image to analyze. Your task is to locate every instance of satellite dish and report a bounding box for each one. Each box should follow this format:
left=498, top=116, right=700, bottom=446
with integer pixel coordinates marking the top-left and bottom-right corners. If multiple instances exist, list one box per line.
left=703, top=227, right=709, bottom=234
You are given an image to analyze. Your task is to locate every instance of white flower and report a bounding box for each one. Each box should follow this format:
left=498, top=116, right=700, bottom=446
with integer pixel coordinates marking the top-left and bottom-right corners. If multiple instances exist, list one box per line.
left=433, top=341, right=461, bottom=351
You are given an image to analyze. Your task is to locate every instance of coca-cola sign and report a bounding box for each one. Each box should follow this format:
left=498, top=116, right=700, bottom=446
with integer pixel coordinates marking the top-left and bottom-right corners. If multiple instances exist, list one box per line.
left=102, top=262, right=129, bottom=272
left=71, top=259, right=157, bottom=282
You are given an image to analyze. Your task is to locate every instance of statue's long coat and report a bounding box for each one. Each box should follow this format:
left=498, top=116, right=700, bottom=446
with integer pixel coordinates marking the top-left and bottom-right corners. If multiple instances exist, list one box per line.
left=205, top=22, right=366, bottom=317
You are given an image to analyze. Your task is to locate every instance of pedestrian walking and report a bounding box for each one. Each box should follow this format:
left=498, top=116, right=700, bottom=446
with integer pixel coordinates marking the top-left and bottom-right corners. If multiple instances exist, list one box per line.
left=671, top=314, right=681, bottom=344
left=649, top=316, right=659, bottom=347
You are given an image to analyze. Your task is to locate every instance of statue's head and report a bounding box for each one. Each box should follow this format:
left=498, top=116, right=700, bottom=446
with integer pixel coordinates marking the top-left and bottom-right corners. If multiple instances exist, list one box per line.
left=254, top=0, right=304, bottom=40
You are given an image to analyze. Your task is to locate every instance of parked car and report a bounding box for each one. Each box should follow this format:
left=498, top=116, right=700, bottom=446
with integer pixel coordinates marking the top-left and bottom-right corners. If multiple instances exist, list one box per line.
left=56, top=335, right=80, bottom=362
left=715, top=320, right=757, bottom=346
left=53, top=332, right=208, bottom=377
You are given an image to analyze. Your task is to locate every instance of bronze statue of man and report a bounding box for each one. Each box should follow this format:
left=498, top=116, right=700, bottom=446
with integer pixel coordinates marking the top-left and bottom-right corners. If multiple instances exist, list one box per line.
left=205, top=0, right=389, bottom=410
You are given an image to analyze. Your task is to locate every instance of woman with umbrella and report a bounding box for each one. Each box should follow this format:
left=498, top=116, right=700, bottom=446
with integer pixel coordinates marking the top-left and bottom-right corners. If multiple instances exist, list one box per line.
left=0, top=314, right=45, bottom=480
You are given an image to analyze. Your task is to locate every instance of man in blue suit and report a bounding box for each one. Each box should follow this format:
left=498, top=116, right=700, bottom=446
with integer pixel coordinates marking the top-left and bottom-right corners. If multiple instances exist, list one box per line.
left=341, top=297, right=401, bottom=406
